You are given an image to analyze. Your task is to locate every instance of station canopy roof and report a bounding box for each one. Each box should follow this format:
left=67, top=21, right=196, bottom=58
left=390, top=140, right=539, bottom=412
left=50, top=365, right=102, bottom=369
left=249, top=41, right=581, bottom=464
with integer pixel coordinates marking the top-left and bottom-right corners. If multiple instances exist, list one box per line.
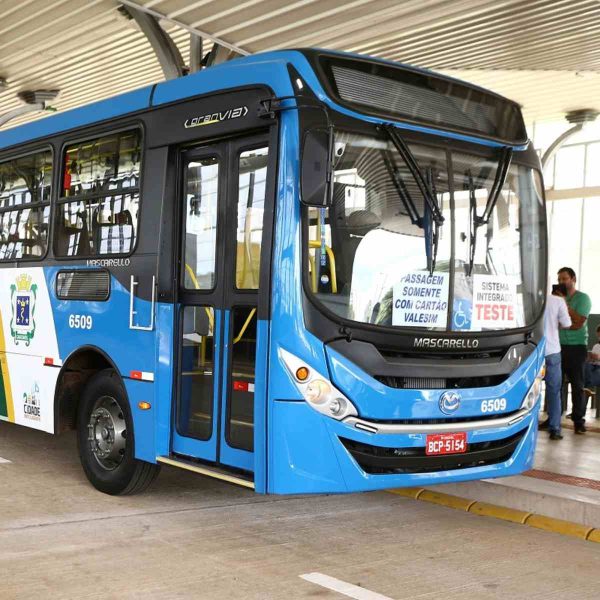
left=1, top=0, right=599, bottom=131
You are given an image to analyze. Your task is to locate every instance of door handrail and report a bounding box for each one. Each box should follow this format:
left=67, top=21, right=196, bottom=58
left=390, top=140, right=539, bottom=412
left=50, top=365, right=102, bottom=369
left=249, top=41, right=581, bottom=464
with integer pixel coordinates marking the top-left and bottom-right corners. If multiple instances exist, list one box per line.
left=233, top=308, right=256, bottom=344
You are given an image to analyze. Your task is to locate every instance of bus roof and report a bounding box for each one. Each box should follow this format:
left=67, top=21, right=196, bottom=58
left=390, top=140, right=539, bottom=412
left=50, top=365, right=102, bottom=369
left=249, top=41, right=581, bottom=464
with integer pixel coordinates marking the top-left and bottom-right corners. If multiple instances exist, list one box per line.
left=0, top=49, right=526, bottom=152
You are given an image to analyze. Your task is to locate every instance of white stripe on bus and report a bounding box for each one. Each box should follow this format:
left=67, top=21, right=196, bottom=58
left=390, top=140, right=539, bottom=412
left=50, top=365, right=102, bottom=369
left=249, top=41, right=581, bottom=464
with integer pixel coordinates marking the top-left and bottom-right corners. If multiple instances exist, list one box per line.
left=300, top=573, right=393, bottom=600
left=130, top=371, right=155, bottom=382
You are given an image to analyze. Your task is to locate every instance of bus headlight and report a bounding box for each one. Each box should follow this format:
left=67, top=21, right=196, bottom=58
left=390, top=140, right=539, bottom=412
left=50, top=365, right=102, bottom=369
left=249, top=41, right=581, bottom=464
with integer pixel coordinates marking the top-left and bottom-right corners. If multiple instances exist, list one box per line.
left=279, top=349, right=358, bottom=420
left=305, top=379, right=331, bottom=404
left=521, top=364, right=545, bottom=412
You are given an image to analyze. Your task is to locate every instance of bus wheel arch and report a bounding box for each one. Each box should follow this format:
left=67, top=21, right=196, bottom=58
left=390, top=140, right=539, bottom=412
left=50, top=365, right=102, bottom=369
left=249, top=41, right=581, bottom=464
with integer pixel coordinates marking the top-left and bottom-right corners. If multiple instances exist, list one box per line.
left=53, top=346, right=120, bottom=434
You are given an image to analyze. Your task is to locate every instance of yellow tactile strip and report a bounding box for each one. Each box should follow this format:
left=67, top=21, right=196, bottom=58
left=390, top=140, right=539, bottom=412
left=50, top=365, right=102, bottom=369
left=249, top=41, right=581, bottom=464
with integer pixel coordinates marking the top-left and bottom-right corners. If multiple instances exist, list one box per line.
left=389, top=488, right=597, bottom=542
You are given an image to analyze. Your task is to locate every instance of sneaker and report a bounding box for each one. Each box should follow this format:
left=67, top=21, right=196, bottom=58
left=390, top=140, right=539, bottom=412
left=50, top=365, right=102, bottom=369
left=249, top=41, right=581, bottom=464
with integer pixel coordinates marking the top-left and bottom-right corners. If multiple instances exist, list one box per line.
left=574, top=424, right=587, bottom=434
left=538, top=419, right=550, bottom=430
left=549, top=431, right=563, bottom=440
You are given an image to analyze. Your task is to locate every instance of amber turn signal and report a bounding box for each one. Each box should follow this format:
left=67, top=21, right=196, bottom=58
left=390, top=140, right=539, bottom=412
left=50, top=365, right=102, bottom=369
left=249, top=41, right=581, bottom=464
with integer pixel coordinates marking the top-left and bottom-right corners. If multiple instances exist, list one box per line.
left=295, top=366, right=310, bottom=381
left=138, top=401, right=152, bottom=410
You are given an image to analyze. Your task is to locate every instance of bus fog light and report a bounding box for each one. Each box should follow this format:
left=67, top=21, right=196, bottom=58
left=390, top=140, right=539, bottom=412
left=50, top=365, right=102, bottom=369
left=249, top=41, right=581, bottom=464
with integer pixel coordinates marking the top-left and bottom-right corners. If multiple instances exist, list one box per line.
left=329, top=397, right=347, bottom=416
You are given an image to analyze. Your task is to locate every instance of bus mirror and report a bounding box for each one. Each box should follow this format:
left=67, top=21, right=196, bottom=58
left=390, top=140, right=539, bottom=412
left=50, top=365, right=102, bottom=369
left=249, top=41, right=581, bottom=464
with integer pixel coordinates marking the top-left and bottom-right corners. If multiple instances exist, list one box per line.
left=301, top=128, right=333, bottom=207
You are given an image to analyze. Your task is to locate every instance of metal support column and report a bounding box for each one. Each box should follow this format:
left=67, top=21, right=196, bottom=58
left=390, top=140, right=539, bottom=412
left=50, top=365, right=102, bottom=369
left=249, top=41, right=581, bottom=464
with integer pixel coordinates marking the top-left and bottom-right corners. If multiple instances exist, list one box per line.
left=119, top=0, right=248, bottom=79
left=204, top=44, right=240, bottom=68
left=0, top=104, right=46, bottom=128
left=190, top=35, right=203, bottom=73
left=541, top=109, right=599, bottom=170
left=121, top=5, right=186, bottom=80
left=0, top=90, right=59, bottom=129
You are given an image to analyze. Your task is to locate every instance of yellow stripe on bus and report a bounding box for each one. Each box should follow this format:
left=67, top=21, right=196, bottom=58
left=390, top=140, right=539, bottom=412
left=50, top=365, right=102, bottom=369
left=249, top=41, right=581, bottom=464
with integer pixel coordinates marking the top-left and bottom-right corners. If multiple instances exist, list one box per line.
left=0, top=310, right=15, bottom=422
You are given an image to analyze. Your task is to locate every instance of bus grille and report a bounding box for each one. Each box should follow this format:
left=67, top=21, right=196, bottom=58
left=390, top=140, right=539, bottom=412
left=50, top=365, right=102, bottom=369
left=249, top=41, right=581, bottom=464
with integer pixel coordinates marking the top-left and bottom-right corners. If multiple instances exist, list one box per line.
left=375, top=374, right=507, bottom=389
left=340, top=428, right=526, bottom=475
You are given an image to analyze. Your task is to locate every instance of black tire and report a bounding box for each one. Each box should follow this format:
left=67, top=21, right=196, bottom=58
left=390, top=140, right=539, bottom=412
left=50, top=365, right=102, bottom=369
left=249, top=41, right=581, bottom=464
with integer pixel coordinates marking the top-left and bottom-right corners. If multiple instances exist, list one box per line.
left=77, top=369, right=160, bottom=495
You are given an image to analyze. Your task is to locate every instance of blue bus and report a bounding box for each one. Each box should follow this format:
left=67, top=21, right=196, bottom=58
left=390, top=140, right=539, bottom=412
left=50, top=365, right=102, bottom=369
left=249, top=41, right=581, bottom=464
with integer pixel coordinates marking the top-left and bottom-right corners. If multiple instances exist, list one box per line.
left=0, top=49, right=546, bottom=495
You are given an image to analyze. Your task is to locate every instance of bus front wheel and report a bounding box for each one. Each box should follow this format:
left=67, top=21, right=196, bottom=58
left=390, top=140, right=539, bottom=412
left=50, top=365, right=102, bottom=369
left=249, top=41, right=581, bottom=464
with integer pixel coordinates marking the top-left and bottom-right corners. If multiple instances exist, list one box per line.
left=77, top=369, right=159, bottom=495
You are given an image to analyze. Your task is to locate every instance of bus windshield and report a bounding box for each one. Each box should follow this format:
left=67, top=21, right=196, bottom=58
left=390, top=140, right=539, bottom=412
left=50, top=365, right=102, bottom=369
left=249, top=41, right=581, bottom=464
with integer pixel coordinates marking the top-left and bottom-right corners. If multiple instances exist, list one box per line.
left=304, top=130, right=546, bottom=332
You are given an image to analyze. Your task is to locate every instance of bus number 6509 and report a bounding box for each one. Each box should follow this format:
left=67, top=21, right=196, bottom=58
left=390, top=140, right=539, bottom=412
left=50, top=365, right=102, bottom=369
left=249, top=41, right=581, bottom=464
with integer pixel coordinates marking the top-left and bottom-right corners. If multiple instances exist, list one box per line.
left=68, top=314, right=93, bottom=330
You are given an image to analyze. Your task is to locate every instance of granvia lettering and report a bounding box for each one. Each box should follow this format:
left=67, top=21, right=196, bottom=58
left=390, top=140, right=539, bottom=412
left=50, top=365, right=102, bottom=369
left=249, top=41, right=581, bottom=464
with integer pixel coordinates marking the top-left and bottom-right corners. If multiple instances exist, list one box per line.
left=184, top=106, right=249, bottom=129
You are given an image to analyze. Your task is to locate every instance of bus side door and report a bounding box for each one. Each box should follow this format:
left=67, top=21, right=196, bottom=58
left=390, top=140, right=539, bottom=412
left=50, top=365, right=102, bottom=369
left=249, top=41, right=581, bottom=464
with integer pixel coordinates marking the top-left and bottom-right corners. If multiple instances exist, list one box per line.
left=171, top=132, right=275, bottom=478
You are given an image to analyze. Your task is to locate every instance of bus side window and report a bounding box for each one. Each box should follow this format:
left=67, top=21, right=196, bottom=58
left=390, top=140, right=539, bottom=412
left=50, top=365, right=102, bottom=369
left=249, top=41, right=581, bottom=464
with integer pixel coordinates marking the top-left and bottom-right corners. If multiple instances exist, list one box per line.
left=55, top=130, right=141, bottom=258
left=0, top=149, right=52, bottom=261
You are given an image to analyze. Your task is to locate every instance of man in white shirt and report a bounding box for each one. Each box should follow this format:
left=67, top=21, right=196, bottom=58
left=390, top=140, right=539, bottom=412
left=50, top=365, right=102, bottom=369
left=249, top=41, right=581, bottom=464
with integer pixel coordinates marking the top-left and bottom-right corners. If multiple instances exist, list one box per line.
left=584, top=325, right=600, bottom=394
left=542, top=285, right=572, bottom=440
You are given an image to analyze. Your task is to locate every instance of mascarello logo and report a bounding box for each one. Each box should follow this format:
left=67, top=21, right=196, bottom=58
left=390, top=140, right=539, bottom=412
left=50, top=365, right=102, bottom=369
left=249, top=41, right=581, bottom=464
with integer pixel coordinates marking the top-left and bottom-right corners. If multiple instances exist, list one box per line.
left=439, top=391, right=461, bottom=415
left=10, top=273, right=37, bottom=346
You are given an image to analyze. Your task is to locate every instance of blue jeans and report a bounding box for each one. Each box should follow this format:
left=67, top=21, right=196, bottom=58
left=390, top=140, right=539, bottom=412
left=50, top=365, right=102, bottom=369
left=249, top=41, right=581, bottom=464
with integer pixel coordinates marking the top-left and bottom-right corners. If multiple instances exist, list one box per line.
left=585, top=363, right=600, bottom=388
left=545, top=352, right=563, bottom=433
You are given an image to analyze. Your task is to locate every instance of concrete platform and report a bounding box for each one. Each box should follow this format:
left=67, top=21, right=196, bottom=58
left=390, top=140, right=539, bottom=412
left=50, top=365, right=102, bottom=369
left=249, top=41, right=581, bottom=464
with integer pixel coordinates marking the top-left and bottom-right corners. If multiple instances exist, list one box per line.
left=3, top=421, right=600, bottom=599
left=429, top=411, right=600, bottom=529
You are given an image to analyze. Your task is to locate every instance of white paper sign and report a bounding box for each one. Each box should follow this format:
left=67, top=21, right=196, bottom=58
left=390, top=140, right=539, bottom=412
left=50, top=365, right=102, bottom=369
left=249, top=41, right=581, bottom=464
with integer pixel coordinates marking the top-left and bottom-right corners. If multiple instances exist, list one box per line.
left=471, top=274, right=518, bottom=330
left=392, top=272, right=449, bottom=327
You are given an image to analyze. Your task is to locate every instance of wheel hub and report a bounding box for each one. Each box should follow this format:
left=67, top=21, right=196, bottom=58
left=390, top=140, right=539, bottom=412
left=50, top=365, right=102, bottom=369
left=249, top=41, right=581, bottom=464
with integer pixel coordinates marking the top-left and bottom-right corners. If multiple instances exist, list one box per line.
left=88, top=396, right=127, bottom=470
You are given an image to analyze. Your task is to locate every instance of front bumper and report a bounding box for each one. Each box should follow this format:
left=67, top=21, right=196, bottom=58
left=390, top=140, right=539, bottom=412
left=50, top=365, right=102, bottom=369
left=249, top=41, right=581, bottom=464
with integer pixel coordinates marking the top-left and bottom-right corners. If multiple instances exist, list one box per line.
left=269, top=399, right=538, bottom=494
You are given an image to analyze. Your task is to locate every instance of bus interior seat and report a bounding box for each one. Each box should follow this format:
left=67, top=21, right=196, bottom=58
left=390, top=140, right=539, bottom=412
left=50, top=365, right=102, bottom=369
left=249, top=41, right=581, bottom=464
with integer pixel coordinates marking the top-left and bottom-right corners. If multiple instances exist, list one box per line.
left=182, top=305, right=211, bottom=345
left=330, top=184, right=381, bottom=290
left=93, top=206, right=134, bottom=254
left=59, top=211, right=91, bottom=257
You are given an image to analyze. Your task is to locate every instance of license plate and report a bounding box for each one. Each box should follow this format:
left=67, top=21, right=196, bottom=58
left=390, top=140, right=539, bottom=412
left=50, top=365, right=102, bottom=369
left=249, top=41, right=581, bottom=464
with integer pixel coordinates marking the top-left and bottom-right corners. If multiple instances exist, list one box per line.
left=425, top=432, right=467, bottom=456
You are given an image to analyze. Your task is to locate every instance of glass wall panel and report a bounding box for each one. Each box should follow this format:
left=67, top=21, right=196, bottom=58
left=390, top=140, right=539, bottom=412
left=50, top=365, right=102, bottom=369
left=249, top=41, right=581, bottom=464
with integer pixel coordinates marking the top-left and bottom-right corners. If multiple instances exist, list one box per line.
left=585, top=143, right=600, bottom=187
left=547, top=198, right=582, bottom=281
left=580, top=197, right=600, bottom=308
left=554, top=145, right=585, bottom=189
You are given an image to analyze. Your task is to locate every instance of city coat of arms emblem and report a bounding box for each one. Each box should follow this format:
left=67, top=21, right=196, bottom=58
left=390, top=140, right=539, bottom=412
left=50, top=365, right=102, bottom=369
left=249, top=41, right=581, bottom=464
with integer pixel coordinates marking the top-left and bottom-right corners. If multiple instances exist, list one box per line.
left=10, top=274, right=37, bottom=346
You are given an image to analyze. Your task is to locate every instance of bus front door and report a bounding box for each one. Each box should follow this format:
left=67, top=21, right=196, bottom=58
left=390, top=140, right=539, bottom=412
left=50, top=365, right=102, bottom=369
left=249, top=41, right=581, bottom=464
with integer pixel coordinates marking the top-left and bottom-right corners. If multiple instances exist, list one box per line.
left=172, top=134, right=272, bottom=476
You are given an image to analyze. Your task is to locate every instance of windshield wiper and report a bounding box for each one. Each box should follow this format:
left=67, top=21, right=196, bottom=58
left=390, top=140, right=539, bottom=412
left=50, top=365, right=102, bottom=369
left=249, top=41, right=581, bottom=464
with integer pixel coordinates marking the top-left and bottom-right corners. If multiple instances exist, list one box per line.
left=383, top=154, right=441, bottom=274
left=382, top=152, right=423, bottom=227
left=382, top=124, right=445, bottom=227
left=425, top=167, right=441, bottom=273
left=467, top=146, right=513, bottom=276
left=380, top=124, right=444, bottom=274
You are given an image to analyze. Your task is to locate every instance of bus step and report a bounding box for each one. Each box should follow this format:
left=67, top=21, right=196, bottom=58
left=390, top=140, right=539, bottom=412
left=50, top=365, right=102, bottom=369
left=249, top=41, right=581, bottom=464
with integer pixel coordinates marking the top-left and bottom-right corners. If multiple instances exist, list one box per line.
left=156, top=456, right=255, bottom=489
